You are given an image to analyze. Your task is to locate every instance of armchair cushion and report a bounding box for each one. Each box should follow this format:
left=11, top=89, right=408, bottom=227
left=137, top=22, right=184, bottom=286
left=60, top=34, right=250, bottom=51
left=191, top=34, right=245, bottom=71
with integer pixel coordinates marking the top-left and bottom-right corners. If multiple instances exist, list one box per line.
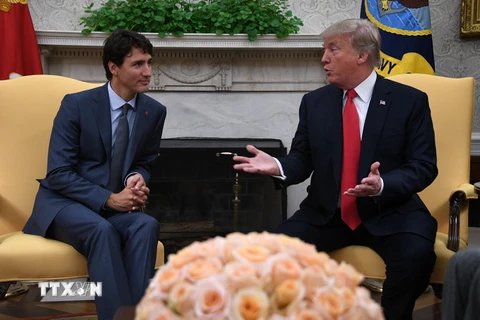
left=0, top=232, right=165, bottom=281
left=330, top=232, right=468, bottom=284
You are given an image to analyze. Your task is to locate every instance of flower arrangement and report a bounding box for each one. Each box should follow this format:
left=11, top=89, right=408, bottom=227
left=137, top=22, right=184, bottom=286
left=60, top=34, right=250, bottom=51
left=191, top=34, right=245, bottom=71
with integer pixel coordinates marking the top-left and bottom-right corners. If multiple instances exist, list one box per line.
left=135, top=232, right=384, bottom=320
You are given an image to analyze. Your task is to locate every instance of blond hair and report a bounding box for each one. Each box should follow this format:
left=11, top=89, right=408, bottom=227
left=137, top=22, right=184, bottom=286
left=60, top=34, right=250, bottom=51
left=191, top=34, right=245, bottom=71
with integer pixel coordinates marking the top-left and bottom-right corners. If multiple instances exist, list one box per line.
left=320, top=19, right=381, bottom=68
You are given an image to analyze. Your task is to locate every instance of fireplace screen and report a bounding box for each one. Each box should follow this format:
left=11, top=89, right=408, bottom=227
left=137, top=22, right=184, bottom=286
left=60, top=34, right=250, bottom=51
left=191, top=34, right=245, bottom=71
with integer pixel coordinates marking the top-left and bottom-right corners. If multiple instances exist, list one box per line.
left=146, top=138, right=287, bottom=257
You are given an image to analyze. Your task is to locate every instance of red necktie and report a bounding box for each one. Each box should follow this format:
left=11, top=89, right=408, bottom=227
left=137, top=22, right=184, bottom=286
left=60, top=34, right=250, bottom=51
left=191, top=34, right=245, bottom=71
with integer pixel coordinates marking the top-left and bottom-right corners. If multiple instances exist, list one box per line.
left=341, top=89, right=361, bottom=230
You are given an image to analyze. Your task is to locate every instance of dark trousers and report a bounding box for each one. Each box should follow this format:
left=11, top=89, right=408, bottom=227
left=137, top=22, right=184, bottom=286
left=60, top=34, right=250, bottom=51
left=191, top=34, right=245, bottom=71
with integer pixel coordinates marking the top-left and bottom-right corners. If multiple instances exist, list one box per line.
left=275, top=211, right=436, bottom=320
left=46, top=203, right=159, bottom=320
left=442, top=248, right=480, bottom=320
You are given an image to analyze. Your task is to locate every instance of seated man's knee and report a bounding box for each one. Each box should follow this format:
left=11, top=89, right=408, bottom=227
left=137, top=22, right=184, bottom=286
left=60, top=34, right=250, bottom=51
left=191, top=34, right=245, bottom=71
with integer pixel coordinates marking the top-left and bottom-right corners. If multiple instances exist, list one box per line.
left=405, top=240, right=436, bottom=273
left=91, top=220, right=119, bottom=238
left=85, top=220, right=120, bottom=250
left=135, top=214, right=159, bottom=237
left=389, top=239, right=435, bottom=276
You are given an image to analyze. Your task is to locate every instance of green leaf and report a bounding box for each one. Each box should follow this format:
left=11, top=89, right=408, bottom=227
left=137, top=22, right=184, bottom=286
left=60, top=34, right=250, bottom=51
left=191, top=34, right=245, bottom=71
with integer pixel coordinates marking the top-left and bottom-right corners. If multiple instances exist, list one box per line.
left=79, top=0, right=303, bottom=41
left=154, top=15, right=165, bottom=23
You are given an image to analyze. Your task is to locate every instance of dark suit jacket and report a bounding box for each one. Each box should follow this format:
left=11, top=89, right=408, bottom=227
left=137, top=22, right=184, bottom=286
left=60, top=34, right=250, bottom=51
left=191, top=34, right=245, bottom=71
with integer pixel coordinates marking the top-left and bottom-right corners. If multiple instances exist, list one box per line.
left=23, top=83, right=167, bottom=237
left=278, top=75, right=438, bottom=242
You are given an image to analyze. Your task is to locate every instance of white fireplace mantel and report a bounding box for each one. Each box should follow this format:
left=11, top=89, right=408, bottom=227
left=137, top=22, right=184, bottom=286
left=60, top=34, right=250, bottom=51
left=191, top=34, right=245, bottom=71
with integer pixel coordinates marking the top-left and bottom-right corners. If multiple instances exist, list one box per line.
left=36, top=31, right=326, bottom=92
left=36, top=31, right=324, bottom=49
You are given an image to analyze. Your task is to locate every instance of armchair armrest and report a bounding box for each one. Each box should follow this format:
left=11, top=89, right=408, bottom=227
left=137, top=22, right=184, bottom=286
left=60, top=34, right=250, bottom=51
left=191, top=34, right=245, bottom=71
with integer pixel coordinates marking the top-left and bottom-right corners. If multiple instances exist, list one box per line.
left=448, top=183, right=478, bottom=252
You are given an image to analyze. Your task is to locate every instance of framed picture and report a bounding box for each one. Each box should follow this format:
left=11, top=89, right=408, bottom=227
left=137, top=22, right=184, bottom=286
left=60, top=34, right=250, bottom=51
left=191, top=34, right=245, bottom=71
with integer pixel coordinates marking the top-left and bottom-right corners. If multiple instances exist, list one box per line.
left=461, top=0, right=480, bottom=38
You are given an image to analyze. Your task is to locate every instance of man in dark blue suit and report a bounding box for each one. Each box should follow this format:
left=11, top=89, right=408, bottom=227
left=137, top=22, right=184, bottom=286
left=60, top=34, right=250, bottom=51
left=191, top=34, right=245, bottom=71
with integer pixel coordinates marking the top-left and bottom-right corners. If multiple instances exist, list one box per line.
left=233, top=19, right=437, bottom=320
left=23, top=30, right=167, bottom=319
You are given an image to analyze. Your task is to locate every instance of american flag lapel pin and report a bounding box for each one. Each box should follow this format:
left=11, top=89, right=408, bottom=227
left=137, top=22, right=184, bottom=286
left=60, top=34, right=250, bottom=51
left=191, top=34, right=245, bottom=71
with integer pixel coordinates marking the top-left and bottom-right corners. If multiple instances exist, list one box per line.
left=145, top=111, right=148, bottom=116
left=379, top=100, right=386, bottom=106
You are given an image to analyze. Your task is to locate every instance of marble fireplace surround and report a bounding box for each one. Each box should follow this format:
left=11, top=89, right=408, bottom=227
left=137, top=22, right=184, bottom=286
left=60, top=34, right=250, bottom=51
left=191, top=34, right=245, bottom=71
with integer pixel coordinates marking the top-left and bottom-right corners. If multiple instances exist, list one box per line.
left=37, top=31, right=326, bottom=216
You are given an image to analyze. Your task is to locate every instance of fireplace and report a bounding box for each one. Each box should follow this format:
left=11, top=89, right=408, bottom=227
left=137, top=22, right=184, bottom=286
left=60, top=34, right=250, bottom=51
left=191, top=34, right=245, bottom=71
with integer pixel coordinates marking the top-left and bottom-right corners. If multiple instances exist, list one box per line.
left=146, top=138, right=287, bottom=257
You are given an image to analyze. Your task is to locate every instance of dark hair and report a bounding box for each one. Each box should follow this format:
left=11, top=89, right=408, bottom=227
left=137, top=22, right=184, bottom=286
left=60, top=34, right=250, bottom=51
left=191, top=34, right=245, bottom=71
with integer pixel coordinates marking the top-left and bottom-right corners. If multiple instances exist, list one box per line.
left=102, top=30, right=154, bottom=81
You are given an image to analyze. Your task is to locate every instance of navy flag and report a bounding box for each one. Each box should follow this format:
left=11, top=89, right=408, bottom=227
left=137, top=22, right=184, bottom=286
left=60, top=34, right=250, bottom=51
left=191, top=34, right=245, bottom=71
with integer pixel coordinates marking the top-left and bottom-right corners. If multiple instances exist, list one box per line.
left=361, top=0, right=435, bottom=77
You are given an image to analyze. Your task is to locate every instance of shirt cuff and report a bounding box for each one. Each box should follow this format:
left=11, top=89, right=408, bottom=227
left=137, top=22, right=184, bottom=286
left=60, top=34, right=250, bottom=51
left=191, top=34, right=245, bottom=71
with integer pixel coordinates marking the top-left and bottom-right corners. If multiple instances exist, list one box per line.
left=272, top=158, right=286, bottom=181
left=124, top=172, right=140, bottom=187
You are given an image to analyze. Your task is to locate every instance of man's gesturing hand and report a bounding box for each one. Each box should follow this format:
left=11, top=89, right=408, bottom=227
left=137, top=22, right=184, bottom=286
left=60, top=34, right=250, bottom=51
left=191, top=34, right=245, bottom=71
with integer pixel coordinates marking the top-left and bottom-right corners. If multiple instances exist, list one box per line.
left=233, top=145, right=280, bottom=176
left=344, top=161, right=382, bottom=197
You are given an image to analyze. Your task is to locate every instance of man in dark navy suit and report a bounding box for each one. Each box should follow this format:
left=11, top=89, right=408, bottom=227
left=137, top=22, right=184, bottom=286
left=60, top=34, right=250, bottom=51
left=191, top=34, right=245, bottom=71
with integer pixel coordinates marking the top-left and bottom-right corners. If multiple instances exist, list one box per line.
left=233, top=19, right=437, bottom=320
left=23, top=30, right=167, bottom=319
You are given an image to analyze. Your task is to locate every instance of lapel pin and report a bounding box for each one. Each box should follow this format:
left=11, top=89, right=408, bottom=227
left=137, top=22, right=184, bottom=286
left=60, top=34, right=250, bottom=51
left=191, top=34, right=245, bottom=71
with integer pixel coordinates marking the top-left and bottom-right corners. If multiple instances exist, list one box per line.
left=379, top=100, right=386, bottom=106
left=145, top=111, right=148, bottom=116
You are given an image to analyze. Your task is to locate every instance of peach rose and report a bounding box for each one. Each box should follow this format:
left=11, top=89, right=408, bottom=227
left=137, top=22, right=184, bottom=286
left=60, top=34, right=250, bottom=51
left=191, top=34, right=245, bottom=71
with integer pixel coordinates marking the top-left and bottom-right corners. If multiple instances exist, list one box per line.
left=194, top=277, right=229, bottom=319
left=311, top=289, right=346, bottom=318
left=224, top=233, right=251, bottom=262
left=272, top=279, right=305, bottom=313
left=170, top=245, right=199, bottom=269
left=168, top=281, right=194, bottom=316
left=224, top=261, right=259, bottom=291
left=246, top=232, right=282, bottom=255
left=302, top=265, right=330, bottom=296
left=263, top=254, right=302, bottom=288
left=230, top=287, right=269, bottom=320
left=333, top=262, right=364, bottom=289
left=232, top=245, right=272, bottom=269
left=297, top=251, right=331, bottom=268
left=135, top=296, right=181, bottom=320
left=291, top=308, right=333, bottom=320
left=148, top=267, right=181, bottom=299
left=195, top=237, right=226, bottom=261
left=339, top=302, right=384, bottom=320
left=361, top=301, right=384, bottom=320
left=185, top=257, right=223, bottom=282
left=277, top=234, right=309, bottom=254
left=336, top=287, right=356, bottom=311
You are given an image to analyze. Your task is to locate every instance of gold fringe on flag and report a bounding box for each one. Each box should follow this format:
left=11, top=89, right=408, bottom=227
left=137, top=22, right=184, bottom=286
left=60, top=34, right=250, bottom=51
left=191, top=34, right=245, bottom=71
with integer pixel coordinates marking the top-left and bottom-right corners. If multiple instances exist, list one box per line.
left=0, top=0, right=28, bottom=13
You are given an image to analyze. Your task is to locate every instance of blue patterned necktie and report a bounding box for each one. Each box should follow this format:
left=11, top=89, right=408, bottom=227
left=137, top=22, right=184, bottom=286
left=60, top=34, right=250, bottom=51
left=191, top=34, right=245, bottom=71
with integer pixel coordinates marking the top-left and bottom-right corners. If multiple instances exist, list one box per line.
left=107, top=103, right=130, bottom=192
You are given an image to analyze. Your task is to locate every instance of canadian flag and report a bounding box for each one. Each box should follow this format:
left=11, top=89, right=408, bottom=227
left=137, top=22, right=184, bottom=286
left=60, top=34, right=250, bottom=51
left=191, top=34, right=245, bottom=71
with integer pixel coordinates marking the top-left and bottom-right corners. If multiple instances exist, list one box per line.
left=0, top=1, right=43, bottom=80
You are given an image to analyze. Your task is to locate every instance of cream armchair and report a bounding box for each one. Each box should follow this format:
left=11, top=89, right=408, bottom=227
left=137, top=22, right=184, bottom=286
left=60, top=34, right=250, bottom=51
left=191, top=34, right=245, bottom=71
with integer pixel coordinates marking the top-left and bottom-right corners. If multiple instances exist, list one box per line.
left=329, top=74, right=476, bottom=298
left=0, top=75, right=164, bottom=298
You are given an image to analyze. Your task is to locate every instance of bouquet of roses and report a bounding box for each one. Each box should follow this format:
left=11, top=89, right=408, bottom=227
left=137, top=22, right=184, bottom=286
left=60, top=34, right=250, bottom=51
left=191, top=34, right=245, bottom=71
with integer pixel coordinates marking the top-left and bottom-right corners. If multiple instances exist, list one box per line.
left=135, top=232, right=384, bottom=320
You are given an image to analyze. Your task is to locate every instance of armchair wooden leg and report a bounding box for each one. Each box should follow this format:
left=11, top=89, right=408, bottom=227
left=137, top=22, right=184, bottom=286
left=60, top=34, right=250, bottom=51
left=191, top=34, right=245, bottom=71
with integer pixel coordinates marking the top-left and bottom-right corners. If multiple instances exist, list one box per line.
left=431, top=283, right=443, bottom=299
